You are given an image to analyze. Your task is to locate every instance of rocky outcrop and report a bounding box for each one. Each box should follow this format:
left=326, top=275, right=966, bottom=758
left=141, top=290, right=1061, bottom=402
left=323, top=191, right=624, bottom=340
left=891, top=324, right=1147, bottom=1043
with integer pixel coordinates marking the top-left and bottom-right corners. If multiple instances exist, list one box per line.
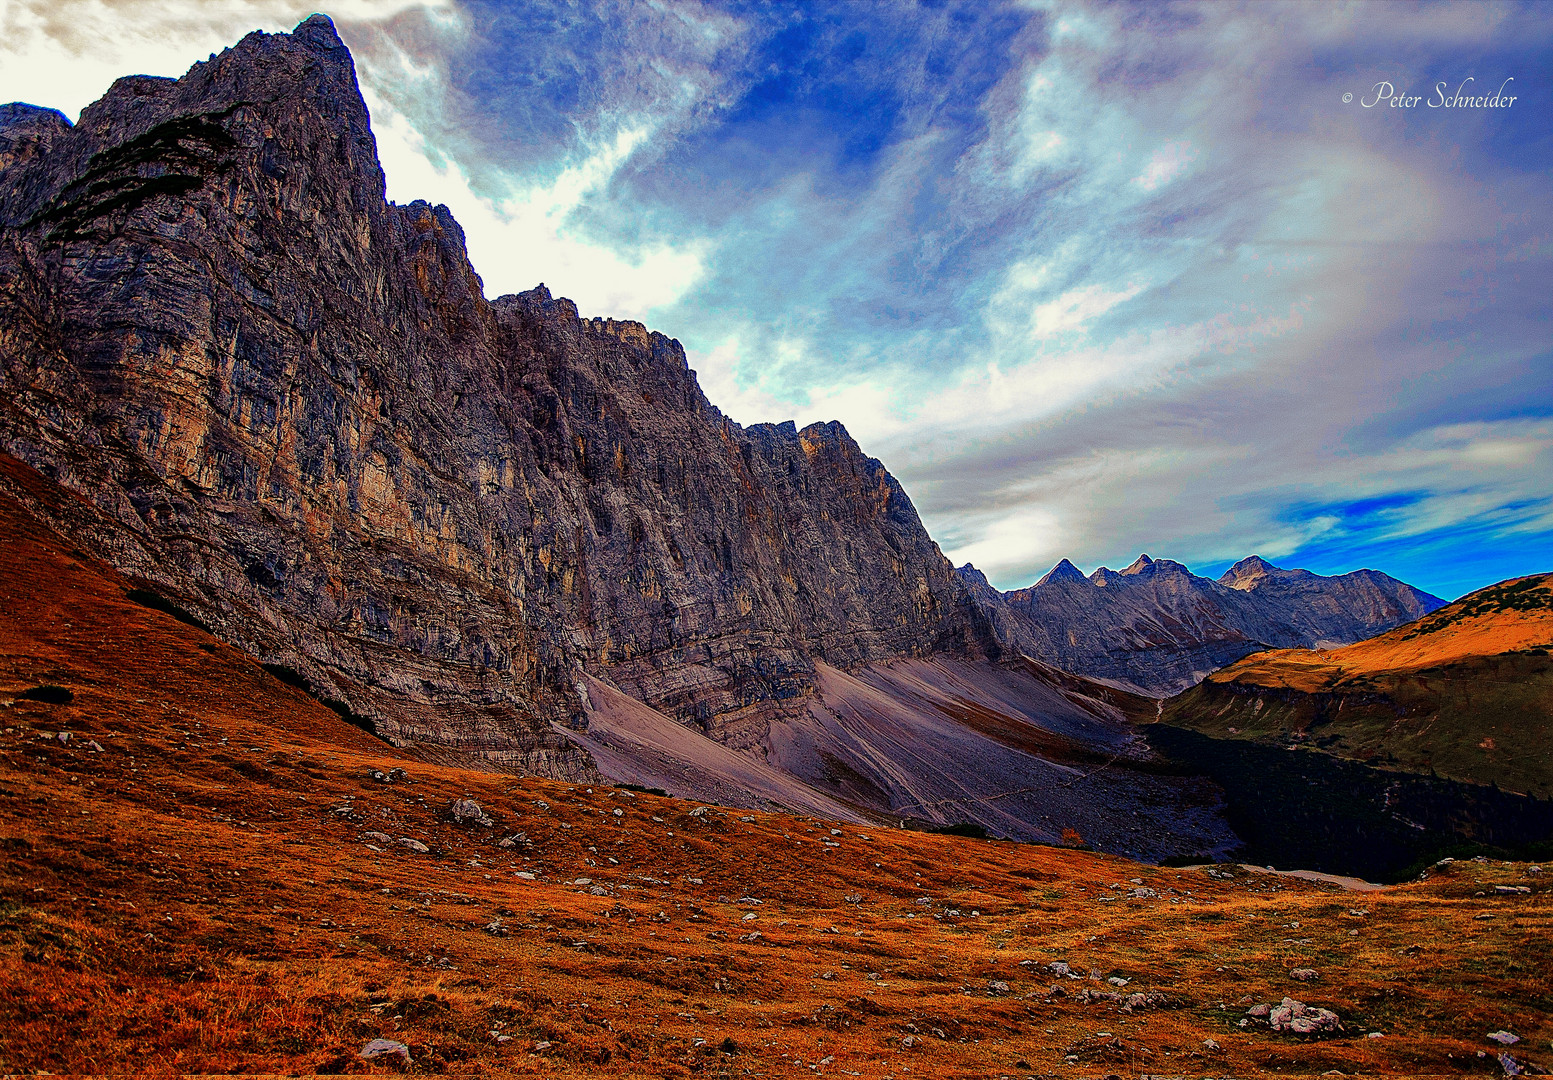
left=960, top=554, right=1444, bottom=696
left=0, top=16, right=998, bottom=771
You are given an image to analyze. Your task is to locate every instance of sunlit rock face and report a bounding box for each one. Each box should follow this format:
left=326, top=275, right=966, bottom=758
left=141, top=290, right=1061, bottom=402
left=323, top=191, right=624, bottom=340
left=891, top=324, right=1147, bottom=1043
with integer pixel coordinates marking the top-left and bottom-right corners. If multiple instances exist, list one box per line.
left=0, top=15, right=999, bottom=768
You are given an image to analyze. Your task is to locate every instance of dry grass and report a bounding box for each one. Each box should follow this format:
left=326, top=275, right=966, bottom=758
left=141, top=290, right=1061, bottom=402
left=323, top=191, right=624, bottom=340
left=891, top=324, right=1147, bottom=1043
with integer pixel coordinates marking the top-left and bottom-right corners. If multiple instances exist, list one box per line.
left=1, top=486, right=1550, bottom=1077
left=1209, top=574, right=1553, bottom=693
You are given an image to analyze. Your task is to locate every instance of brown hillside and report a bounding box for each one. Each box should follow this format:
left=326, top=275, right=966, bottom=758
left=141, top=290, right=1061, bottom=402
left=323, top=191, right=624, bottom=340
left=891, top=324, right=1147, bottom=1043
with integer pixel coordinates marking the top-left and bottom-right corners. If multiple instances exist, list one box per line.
left=1208, top=574, right=1553, bottom=692
left=1, top=482, right=1550, bottom=1076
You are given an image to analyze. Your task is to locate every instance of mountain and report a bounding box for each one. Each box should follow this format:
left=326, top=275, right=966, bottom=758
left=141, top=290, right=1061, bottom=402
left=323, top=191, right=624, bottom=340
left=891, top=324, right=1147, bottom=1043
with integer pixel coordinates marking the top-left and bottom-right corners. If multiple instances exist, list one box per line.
left=958, top=553, right=1445, bottom=696
left=1161, top=572, right=1553, bottom=795
left=0, top=16, right=1240, bottom=857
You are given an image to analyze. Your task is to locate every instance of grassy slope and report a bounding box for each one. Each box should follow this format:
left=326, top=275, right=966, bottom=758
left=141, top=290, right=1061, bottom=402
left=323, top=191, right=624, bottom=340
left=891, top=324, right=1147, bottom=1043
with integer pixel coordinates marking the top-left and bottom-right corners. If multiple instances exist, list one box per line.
left=1160, top=574, right=1553, bottom=796
left=1, top=482, right=1551, bottom=1076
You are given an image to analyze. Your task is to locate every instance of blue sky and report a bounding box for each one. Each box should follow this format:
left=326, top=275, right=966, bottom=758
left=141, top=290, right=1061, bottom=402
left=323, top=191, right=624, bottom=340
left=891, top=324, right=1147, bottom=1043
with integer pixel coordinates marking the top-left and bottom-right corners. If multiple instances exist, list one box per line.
left=3, top=0, right=1549, bottom=599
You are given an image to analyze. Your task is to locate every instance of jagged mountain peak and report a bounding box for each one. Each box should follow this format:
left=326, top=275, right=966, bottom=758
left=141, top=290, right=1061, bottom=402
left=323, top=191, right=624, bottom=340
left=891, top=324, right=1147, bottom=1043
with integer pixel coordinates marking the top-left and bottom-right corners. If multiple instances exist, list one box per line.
left=1035, top=558, right=1089, bottom=587
left=1112, top=553, right=1191, bottom=579
left=1219, top=554, right=1282, bottom=589
left=956, top=563, right=992, bottom=589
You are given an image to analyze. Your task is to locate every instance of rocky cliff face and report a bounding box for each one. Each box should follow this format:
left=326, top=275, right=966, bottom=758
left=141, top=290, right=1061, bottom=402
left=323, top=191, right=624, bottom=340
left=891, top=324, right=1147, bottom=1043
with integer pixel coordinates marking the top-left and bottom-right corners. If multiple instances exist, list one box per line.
left=0, top=16, right=999, bottom=772
left=960, top=554, right=1445, bottom=696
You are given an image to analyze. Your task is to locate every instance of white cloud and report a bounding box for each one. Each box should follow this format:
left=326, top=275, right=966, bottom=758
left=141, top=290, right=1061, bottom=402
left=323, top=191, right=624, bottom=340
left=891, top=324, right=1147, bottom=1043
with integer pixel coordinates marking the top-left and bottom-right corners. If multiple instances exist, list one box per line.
left=1133, top=141, right=1196, bottom=191
left=365, top=86, right=711, bottom=315
left=0, top=0, right=450, bottom=120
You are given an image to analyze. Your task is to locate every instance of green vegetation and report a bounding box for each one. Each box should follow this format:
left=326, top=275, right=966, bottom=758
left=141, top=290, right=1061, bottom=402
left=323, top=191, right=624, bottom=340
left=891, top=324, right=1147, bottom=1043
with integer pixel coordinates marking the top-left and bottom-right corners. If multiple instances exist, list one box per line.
left=1405, top=577, right=1553, bottom=638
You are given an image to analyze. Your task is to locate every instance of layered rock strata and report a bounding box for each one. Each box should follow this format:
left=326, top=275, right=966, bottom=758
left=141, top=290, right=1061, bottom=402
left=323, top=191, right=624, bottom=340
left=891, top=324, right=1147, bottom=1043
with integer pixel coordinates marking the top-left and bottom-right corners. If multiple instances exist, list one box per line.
left=0, top=17, right=997, bottom=771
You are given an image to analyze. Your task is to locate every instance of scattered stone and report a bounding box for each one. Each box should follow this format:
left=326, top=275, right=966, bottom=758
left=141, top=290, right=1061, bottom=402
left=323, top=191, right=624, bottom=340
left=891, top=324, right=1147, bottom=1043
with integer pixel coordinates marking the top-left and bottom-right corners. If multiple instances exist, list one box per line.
left=484, top=919, right=508, bottom=936
left=742, top=912, right=757, bottom=921
left=86, top=740, right=104, bottom=752
left=533, top=1040, right=552, bottom=1051
left=1107, top=976, right=1129, bottom=987
left=1528, top=866, right=1543, bottom=875
left=689, top=806, right=710, bottom=818
left=1489, top=1031, right=1521, bottom=1045
left=572, top=878, right=592, bottom=886
left=451, top=798, right=494, bottom=827
left=360, top=1038, right=411, bottom=1063
left=1495, top=885, right=1531, bottom=895
left=363, top=831, right=392, bottom=844
left=1254, top=997, right=1342, bottom=1035
left=1049, top=961, right=1072, bottom=978
left=1366, top=1032, right=1385, bottom=1039
left=396, top=837, right=430, bottom=853
left=1127, top=887, right=1158, bottom=899
left=1501, top=1052, right=1524, bottom=1076
left=1203, top=1038, right=1221, bottom=1051
left=1290, top=968, right=1320, bottom=982
left=498, top=832, right=529, bottom=848
left=988, top=980, right=1010, bottom=995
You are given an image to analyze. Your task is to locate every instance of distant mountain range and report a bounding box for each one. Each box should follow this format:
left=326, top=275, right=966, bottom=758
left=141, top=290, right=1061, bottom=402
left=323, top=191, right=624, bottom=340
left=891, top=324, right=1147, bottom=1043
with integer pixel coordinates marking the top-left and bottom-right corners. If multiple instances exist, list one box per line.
left=958, top=554, right=1446, bottom=696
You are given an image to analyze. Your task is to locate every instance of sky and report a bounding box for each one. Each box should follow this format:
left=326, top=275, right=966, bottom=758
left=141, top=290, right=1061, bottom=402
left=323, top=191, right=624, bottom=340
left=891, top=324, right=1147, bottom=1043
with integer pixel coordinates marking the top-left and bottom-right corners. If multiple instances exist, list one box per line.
left=1, top=0, right=1549, bottom=600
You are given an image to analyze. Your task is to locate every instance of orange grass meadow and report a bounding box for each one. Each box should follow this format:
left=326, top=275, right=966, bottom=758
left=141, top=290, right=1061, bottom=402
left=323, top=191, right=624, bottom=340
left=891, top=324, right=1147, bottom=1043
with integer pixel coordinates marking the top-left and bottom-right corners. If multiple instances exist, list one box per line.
left=1, top=482, right=1550, bottom=1077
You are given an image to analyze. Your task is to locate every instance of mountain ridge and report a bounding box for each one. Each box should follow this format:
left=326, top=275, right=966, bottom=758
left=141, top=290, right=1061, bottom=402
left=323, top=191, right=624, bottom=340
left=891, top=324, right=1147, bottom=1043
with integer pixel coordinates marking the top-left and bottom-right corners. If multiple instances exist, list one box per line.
left=958, top=553, right=1445, bottom=696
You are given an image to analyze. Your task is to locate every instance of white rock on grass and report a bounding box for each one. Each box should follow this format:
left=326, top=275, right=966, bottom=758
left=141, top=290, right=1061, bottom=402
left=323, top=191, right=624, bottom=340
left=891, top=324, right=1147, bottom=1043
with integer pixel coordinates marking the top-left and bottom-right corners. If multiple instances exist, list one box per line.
left=360, top=1038, right=411, bottom=1063
left=451, top=798, right=494, bottom=827
left=1267, top=997, right=1342, bottom=1035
